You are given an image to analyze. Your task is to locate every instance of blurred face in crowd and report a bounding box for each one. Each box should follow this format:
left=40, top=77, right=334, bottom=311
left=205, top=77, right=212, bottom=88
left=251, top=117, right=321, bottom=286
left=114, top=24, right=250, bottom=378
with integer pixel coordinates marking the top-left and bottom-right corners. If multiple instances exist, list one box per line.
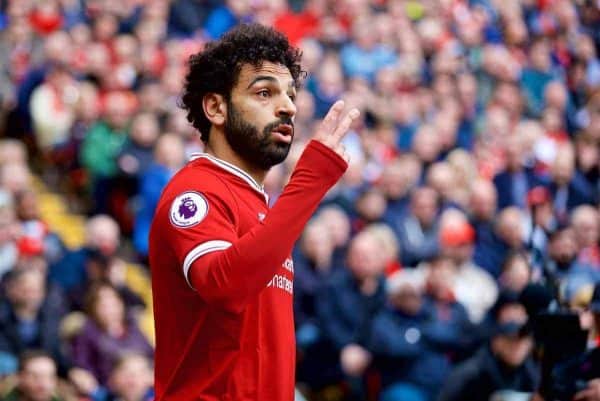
left=154, top=133, right=185, bottom=171
left=347, top=233, right=384, bottom=281
left=8, top=269, right=45, bottom=313
left=499, top=254, right=531, bottom=293
left=109, top=355, right=153, bottom=401
left=411, top=187, right=439, bottom=229
left=301, top=220, right=334, bottom=269
left=469, top=179, right=497, bottom=221
left=104, top=92, right=133, bottom=130
left=0, top=204, right=18, bottom=246
left=549, top=228, right=578, bottom=265
left=130, top=113, right=160, bottom=147
left=15, top=189, right=40, bottom=222
left=530, top=40, right=551, bottom=72
left=426, top=257, right=456, bottom=301
left=92, top=285, right=125, bottom=330
left=390, top=282, right=423, bottom=315
left=551, top=146, right=575, bottom=185
left=18, top=356, right=57, bottom=401
left=571, top=206, right=599, bottom=249
left=319, top=207, right=351, bottom=248
left=496, top=207, right=524, bottom=248
left=491, top=303, right=533, bottom=367
left=505, top=135, right=524, bottom=172
left=86, top=215, right=120, bottom=256
left=544, top=81, right=568, bottom=111
left=427, top=163, right=456, bottom=202
left=412, top=125, right=441, bottom=163
left=356, top=189, right=387, bottom=223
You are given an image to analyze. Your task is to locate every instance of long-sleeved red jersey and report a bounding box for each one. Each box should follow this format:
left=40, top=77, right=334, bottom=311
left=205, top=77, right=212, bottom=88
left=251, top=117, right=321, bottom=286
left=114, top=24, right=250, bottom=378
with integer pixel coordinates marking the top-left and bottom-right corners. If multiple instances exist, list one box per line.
left=149, top=140, right=347, bottom=400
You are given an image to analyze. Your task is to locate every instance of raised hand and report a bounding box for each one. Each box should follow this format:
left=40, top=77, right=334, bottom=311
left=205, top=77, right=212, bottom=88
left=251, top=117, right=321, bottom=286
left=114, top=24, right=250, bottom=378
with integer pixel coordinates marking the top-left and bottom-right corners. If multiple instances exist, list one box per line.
left=313, top=100, right=360, bottom=163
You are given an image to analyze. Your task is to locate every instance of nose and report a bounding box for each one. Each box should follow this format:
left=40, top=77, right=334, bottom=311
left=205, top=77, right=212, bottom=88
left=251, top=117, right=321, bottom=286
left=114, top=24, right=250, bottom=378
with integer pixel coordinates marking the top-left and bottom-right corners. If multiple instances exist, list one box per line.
left=276, top=94, right=297, bottom=120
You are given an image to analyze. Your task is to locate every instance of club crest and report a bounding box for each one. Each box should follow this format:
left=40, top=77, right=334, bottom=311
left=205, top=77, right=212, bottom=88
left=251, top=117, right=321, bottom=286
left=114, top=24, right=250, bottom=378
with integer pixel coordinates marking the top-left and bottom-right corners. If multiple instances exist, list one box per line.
left=169, top=191, right=208, bottom=228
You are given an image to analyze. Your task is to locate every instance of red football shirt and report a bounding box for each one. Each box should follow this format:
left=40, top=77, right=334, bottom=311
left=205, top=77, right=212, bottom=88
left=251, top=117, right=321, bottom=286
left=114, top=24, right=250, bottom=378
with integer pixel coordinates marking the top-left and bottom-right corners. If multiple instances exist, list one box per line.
left=149, top=140, right=347, bottom=401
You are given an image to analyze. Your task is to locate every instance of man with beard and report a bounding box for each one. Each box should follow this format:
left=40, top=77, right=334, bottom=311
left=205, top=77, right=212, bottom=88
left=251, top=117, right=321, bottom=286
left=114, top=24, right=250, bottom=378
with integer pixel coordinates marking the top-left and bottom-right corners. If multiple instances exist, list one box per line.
left=148, top=24, right=359, bottom=401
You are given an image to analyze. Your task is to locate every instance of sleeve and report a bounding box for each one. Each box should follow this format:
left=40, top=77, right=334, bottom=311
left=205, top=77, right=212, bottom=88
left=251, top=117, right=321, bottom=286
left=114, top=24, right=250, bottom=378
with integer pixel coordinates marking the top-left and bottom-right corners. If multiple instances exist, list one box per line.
left=160, top=182, right=239, bottom=289
left=169, top=140, right=347, bottom=312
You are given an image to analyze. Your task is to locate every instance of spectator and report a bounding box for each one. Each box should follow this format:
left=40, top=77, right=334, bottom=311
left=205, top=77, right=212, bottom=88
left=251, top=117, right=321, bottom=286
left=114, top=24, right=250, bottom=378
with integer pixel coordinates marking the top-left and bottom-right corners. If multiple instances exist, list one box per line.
left=80, top=91, right=135, bottom=214
left=547, top=143, right=595, bottom=223
left=571, top=205, right=600, bottom=270
left=315, top=230, right=386, bottom=395
left=392, top=187, right=441, bottom=267
left=0, top=350, right=74, bottom=401
left=493, top=135, right=543, bottom=210
left=0, top=268, right=69, bottom=374
left=438, top=211, right=498, bottom=323
left=132, top=133, right=185, bottom=258
left=70, top=283, right=152, bottom=386
left=438, top=292, right=539, bottom=401
left=91, top=353, right=153, bottom=401
left=470, top=179, right=499, bottom=269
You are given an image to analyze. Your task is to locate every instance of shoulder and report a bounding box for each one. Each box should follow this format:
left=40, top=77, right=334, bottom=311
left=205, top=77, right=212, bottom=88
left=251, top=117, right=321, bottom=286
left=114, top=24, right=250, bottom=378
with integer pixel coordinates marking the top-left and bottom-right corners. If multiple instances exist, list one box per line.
left=158, top=162, right=238, bottom=215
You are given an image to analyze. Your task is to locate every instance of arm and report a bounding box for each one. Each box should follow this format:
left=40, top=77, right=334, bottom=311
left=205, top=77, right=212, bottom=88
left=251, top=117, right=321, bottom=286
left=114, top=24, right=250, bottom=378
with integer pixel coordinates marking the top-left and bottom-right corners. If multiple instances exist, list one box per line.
left=190, top=102, right=358, bottom=312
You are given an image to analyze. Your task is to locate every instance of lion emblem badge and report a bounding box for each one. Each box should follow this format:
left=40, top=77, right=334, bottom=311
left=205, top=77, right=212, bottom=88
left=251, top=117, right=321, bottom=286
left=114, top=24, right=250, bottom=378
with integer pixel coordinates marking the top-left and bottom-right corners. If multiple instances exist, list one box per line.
left=170, top=191, right=208, bottom=228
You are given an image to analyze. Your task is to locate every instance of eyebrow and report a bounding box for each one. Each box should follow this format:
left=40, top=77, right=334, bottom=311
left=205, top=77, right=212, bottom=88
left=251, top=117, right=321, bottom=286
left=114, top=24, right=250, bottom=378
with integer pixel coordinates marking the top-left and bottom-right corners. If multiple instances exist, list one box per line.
left=246, top=76, right=278, bottom=89
left=246, top=75, right=296, bottom=90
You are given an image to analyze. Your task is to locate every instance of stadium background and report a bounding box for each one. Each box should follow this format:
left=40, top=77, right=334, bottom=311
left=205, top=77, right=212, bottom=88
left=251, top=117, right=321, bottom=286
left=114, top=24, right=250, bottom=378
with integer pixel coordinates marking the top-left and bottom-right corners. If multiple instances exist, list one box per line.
left=0, top=0, right=600, bottom=400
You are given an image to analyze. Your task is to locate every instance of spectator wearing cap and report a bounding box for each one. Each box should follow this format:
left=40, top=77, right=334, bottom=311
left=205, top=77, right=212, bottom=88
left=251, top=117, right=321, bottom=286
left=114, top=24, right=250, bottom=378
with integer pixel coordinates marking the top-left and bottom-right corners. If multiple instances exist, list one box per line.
left=540, top=284, right=600, bottom=401
left=438, top=291, right=539, bottom=401
left=438, top=211, right=498, bottom=323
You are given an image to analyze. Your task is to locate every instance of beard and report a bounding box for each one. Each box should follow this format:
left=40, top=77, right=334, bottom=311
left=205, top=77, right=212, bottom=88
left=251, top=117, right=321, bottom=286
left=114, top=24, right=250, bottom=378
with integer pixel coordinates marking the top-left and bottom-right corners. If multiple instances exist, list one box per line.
left=223, top=101, right=293, bottom=170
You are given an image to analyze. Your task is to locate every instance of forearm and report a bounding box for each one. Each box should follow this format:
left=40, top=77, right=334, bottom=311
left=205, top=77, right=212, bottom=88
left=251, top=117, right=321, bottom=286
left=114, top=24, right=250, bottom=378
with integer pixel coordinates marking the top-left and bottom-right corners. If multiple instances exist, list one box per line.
left=190, top=140, right=346, bottom=311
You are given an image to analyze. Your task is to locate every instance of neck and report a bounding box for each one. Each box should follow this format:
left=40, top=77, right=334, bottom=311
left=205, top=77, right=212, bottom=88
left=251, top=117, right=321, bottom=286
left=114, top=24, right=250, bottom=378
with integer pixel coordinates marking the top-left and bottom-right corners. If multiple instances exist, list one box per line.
left=205, top=135, right=267, bottom=185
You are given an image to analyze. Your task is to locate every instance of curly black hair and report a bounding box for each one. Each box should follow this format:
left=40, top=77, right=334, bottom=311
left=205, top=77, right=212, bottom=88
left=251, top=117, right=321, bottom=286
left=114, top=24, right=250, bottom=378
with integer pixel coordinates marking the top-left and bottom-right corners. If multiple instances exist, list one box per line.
left=180, top=23, right=304, bottom=143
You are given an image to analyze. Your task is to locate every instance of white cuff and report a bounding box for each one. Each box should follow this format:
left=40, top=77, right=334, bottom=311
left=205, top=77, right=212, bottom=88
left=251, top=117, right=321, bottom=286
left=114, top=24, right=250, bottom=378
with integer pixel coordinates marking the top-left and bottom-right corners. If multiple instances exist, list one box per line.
left=183, top=240, right=232, bottom=289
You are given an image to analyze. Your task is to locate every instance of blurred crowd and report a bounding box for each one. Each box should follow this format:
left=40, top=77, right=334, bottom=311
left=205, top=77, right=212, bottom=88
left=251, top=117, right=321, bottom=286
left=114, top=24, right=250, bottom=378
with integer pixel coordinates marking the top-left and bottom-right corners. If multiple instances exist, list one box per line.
left=1, top=0, right=600, bottom=400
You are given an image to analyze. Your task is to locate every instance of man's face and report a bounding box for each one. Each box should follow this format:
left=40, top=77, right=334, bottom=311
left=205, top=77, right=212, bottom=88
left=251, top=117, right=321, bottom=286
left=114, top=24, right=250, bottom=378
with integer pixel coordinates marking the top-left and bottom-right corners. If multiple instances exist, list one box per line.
left=225, top=62, right=297, bottom=170
left=19, top=357, right=57, bottom=401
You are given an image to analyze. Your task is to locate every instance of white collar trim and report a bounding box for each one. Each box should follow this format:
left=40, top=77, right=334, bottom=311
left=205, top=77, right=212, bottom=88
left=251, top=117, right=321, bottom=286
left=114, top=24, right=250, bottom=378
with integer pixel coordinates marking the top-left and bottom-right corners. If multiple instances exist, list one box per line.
left=189, top=153, right=268, bottom=202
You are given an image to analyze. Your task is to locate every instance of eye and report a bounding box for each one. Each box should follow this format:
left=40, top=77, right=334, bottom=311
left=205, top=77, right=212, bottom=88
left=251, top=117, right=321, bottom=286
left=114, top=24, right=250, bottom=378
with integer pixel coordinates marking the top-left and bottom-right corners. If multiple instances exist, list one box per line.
left=257, top=89, right=270, bottom=98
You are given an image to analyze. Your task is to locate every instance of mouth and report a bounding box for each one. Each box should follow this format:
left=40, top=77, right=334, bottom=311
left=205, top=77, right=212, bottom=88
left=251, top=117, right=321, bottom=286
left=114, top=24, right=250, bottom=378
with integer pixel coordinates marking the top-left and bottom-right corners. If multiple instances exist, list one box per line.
left=271, top=124, right=294, bottom=143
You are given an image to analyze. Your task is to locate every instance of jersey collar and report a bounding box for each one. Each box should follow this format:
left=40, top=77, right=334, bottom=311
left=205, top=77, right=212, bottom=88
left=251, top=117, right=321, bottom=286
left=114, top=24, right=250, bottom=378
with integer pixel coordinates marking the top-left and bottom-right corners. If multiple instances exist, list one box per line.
left=189, top=153, right=269, bottom=203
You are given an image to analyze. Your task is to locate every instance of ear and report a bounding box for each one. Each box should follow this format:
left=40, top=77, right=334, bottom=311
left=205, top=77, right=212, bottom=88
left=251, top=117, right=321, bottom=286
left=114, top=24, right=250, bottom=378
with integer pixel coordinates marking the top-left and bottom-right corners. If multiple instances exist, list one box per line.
left=202, top=93, right=227, bottom=127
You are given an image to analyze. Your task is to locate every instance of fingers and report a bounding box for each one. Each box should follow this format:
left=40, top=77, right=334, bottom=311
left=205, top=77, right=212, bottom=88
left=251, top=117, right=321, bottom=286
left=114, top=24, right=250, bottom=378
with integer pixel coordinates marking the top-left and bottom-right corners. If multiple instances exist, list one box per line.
left=331, top=108, right=360, bottom=142
left=317, top=100, right=345, bottom=140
